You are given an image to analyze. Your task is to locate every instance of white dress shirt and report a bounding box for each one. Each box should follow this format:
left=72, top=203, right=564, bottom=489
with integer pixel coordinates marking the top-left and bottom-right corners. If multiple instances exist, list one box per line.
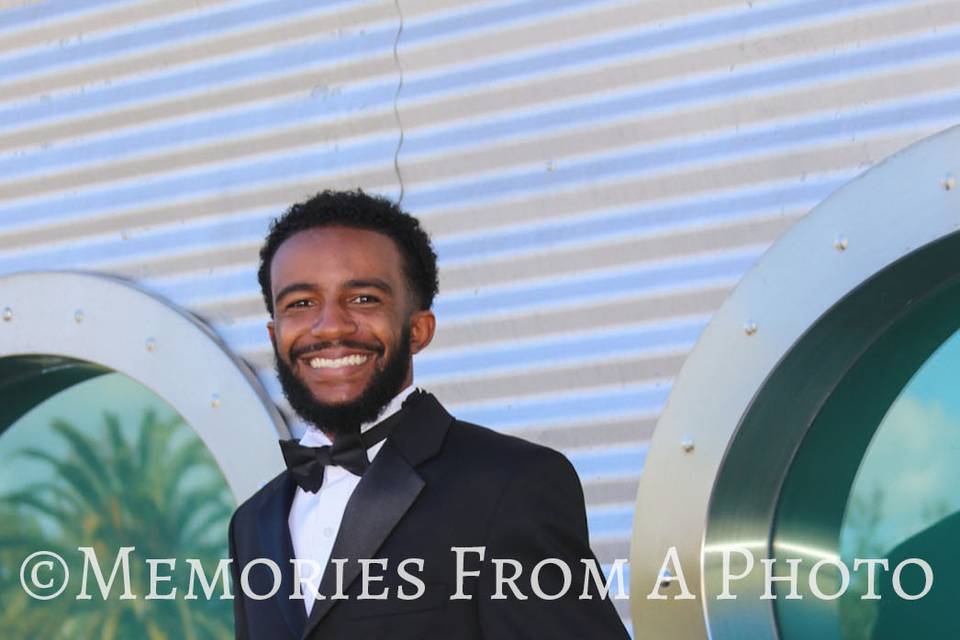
left=288, top=385, right=416, bottom=616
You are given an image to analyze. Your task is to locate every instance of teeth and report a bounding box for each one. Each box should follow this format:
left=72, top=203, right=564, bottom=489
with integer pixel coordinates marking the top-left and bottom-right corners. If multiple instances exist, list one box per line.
left=308, top=354, right=370, bottom=369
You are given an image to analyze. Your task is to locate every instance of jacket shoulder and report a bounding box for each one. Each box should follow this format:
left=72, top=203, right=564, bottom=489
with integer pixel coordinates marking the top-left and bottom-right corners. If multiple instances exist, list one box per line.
left=230, top=469, right=288, bottom=523
left=443, top=419, right=577, bottom=478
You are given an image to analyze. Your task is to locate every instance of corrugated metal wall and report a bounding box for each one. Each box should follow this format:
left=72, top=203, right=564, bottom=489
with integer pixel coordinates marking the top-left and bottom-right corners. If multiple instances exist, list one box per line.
left=2, top=0, right=959, bottom=624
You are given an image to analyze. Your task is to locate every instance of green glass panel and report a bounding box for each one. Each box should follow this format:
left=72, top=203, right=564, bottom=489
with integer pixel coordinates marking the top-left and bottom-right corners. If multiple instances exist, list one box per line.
left=0, top=366, right=235, bottom=639
left=837, top=329, right=960, bottom=640
left=703, top=231, right=960, bottom=640
left=770, top=279, right=960, bottom=640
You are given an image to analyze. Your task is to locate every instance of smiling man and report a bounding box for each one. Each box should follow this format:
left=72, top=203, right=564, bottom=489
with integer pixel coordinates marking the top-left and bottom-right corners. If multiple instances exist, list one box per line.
left=228, top=189, right=629, bottom=640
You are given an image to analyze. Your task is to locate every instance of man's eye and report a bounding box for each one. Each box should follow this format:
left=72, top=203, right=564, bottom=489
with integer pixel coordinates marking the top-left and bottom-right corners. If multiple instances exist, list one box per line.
left=351, top=295, right=379, bottom=304
left=287, top=299, right=312, bottom=309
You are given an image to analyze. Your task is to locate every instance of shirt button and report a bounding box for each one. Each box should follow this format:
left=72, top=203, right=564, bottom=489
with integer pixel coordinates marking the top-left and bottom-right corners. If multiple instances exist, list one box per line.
left=323, top=527, right=334, bottom=538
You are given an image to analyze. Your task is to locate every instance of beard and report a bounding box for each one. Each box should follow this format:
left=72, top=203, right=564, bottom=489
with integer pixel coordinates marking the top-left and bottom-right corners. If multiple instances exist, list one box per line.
left=273, top=326, right=412, bottom=438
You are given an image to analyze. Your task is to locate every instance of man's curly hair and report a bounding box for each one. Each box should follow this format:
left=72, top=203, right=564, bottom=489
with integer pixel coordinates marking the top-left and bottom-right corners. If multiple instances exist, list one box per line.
left=257, top=189, right=439, bottom=316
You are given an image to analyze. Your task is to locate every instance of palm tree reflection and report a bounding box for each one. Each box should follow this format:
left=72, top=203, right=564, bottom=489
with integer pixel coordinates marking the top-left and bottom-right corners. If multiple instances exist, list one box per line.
left=0, top=409, right=234, bottom=639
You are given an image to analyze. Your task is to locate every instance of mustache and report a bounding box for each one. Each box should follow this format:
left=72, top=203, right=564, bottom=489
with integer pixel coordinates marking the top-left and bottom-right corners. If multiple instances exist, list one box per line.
left=289, top=340, right=385, bottom=361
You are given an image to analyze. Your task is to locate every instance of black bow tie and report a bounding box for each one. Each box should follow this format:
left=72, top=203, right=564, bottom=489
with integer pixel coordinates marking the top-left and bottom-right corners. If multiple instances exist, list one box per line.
left=279, top=390, right=422, bottom=493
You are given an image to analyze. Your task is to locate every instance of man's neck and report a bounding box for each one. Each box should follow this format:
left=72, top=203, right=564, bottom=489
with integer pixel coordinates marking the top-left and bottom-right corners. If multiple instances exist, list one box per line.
left=314, top=383, right=416, bottom=442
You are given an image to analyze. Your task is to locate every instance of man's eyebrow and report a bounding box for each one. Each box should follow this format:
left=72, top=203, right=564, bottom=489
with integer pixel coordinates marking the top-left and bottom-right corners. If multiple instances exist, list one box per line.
left=345, top=278, right=393, bottom=294
left=274, top=282, right=318, bottom=303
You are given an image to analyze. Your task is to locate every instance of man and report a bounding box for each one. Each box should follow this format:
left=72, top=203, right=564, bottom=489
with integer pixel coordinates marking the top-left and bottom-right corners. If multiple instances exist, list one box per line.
left=229, top=189, right=629, bottom=639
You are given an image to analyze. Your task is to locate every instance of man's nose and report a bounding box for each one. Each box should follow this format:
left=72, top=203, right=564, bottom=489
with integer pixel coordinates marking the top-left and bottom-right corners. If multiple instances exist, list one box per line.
left=309, top=304, right=357, bottom=338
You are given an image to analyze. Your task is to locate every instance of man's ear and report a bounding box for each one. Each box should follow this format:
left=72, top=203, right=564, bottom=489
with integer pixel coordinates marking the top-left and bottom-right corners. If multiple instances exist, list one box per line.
left=267, top=319, right=275, bottom=344
left=409, top=310, right=436, bottom=355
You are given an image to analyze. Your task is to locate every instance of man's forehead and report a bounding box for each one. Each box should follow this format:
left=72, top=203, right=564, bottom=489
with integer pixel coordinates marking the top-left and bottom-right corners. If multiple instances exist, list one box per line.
left=270, top=226, right=405, bottom=285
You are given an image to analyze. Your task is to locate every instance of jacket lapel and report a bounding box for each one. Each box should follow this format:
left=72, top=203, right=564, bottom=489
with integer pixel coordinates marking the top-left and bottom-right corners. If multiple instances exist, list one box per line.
left=256, top=473, right=308, bottom=638
left=301, top=392, right=453, bottom=639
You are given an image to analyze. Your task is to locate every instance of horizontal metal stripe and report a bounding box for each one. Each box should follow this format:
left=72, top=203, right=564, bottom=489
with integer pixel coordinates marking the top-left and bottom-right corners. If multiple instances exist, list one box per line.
left=0, top=22, right=948, bottom=204
left=0, top=138, right=400, bottom=229
left=0, top=0, right=131, bottom=33
left=0, top=127, right=402, bottom=207
left=396, top=0, right=922, bottom=101
left=397, top=0, right=740, bottom=75
left=0, top=103, right=390, bottom=185
left=431, top=287, right=732, bottom=351
left=399, top=94, right=960, bottom=210
left=0, top=28, right=398, bottom=132
left=4, top=23, right=395, bottom=139
left=0, top=0, right=240, bottom=55
left=0, top=0, right=652, bottom=84
left=593, top=536, right=632, bottom=555
left=0, top=175, right=400, bottom=254
left=567, top=444, right=648, bottom=482
left=1, top=1, right=656, bottom=130
left=399, top=0, right=517, bottom=21
left=414, top=320, right=704, bottom=381
left=5, top=0, right=624, bottom=151
left=0, top=209, right=271, bottom=274
left=582, top=475, right=642, bottom=506
left=436, top=182, right=829, bottom=265
left=446, top=385, right=668, bottom=430
left=1, top=0, right=380, bottom=84
left=0, top=0, right=936, bottom=164
left=425, top=353, right=688, bottom=405
left=438, top=215, right=800, bottom=293
left=434, top=250, right=760, bottom=321
left=9, top=56, right=929, bottom=217
left=596, top=538, right=633, bottom=568
left=3, top=0, right=586, bottom=83
left=0, top=33, right=944, bottom=221
left=587, top=503, right=636, bottom=538
left=399, top=56, right=960, bottom=167
left=11, top=60, right=944, bottom=225
left=0, top=112, right=945, bottom=260
left=400, top=0, right=629, bottom=44
left=394, top=3, right=960, bottom=135
left=491, top=418, right=653, bottom=457
left=6, top=38, right=934, bottom=190
left=3, top=49, right=913, bottom=207
left=0, top=58, right=398, bottom=155
left=414, top=132, right=912, bottom=235
left=0, top=97, right=929, bottom=237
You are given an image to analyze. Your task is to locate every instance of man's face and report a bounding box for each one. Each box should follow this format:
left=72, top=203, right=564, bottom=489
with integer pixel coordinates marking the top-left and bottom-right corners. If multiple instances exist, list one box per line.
left=267, top=226, right=435, bottom=434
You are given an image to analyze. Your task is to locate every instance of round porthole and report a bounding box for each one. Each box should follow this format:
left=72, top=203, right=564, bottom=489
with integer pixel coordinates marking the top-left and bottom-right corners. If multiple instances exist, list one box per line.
left=0, top=272, right=285, bottom=637
left=631, top=125, right=960, bottom=639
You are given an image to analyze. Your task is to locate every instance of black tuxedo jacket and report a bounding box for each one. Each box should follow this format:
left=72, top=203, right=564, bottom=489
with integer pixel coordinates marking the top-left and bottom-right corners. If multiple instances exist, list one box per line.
left=229, top=393, right=629, bottom=639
